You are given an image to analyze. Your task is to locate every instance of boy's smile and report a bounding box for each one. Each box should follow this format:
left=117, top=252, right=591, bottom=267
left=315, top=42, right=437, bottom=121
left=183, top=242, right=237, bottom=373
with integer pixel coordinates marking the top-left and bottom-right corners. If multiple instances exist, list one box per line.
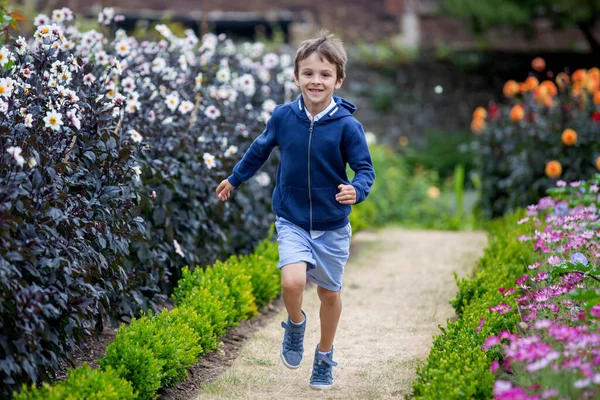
left=295, top=52, right=344, bottom=117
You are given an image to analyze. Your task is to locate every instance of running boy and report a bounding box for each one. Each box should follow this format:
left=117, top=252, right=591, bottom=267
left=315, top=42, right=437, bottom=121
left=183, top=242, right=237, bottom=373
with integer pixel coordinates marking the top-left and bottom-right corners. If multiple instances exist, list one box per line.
left=215, top=30, right=375, bottom=390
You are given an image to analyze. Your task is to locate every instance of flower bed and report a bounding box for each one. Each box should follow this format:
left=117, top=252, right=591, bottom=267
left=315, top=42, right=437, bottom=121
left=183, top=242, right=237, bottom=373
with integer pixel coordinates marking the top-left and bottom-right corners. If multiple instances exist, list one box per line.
left=1, top=7, right=295, bottom=396
left=411, top=175, right=600, bottom=399
left=471, top=59, right=600, bottom=218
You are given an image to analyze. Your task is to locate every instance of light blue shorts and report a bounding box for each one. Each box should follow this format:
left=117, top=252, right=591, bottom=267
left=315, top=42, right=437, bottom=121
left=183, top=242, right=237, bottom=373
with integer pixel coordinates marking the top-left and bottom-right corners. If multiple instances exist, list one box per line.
left=275, top=216, right=352, bottom=292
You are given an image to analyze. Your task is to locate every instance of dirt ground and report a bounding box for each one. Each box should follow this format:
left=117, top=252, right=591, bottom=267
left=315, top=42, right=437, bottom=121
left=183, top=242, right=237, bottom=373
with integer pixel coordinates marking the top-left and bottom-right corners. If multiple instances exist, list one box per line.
left=190, top=227, right=488, bottom=400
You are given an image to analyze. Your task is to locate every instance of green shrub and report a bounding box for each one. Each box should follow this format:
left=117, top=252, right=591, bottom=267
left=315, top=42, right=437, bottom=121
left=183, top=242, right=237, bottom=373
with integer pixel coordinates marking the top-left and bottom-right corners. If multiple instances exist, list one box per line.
left=100, top=334, right=163, bottom=399
left=411, top=211, right=532, bottom=399
left=241, top=251, right=281, bottom=309
left=15, top=364, right=136, bottom=400
left=177, top=284, right=231, bottom=338
left=213, top=258, right=258, bottom=324
left=159, top=305, right=218, bottom=354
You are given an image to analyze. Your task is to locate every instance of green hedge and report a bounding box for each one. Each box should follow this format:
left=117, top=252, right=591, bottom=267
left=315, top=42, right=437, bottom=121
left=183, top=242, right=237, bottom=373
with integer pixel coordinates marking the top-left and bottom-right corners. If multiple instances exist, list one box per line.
left=15, top=232, right=281, bottom=400
left=411, top=211, right=535, bottom=399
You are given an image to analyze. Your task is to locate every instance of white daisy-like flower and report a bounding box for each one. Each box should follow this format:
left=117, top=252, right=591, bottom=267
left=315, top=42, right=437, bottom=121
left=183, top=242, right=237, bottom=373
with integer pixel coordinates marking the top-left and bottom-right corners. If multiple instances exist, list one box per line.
left=83, top=73, right=95, bottom=86
left=52, top=9, right=65, bottom=23
left=262, top=53, right=279, bottom=69
left=280, top=53, right=292, bottom=68
left=131, top=165, right=142, bottom=181
left=24, top=113, right=33, bottom=128
left=44, top=110, right=63, bottom=131
left=216, top=68, right=230, bottom=83
left=178, top=100, right=194, bottom=114
left=173, top=239, right=185, bottom=257
left=58, top=70, right=72, bottom=84
left=36, top=25, right=54, bottom=38
left=67, top=110, right=81, bottom=130
left=115, top=40, right=130, bottom=57
left=152, top=57, right=166, bottom=73
left=162, top=116, right=173, bottom=125
left=155, top=24, right=172, bottom=39
left=224, top=145, right=238, bottom=157
left=95, top=51, right=109, bottom=66
left=0, top=78, right=14, bottom=97
left=21, top=67, right=34, bottom=79
left=262, top=99, right=277, bottom=113
left=197, top=135, right=206, bottom=142
left=121, top=76, right=136, bottom=92
left=7, top=146, right=25, bottom=167
left=255, top=172, right=271, bottom=187
left=34, top=14, right=50, bottom=26
left=28, top=157, right=37, bottom=168
left=129, top=129, right=143, bottom=143
left=203, top=153, right=216, bottom=169
left=178, top=55, right=188, bottom=71
left=165, top=93, right=180, bottom=111
left=125, top=99, right=141, bottom=113
left=204, top=105, right=221, bottom=120
left=0, top=47, right=11, bottom=67
left=195, top=73, right=203, bottom=90
left=14, top=36, right=27, bottom=55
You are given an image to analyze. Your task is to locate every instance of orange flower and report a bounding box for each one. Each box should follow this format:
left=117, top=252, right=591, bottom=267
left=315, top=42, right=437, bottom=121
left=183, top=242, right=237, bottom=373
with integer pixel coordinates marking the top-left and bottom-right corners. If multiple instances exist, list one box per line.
left=543, top=96, right=554, bottom=108
left=545, top=160, right=562, bottom=179
left=531, top=57, right=546, bottom=72
left=524, top=76, right=539, bottom=92
left=503, top=80, right=520, bottom=97
left=556, top=72, right=570, bottom=89
left=596, top=156, right=600, bottom=171
left=572, top=69, right=587, bottom=84
left=594, top=91, right=600, bottom=105
left=471, top=117, right=486, bottom=134
left=586, top=75, right=599, bottom=94
left=398, top=136, right=409, bottom=147
left=509, top=104, right=525, bottom=122
left=589, top=67, right=600, bottom=80
left=534, top=86, right=548, bottom=104
left=540, top=80, right=557, bottom=97
left=472, top=106, right=487, bottom=120
left=561, top=128, right=577, bottom=146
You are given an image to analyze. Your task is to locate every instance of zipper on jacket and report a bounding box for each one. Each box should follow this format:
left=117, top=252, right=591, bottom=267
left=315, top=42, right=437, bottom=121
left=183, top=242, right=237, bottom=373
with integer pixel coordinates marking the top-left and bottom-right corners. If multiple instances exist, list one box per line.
left=308, top=119, right=314, bottom=231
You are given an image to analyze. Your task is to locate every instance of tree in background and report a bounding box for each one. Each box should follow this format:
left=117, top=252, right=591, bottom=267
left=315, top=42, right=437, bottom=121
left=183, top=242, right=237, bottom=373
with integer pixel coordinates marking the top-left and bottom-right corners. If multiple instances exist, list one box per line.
left=0, top=0, right=25, bottom=41
left=441, top=0, right=600, bottom=54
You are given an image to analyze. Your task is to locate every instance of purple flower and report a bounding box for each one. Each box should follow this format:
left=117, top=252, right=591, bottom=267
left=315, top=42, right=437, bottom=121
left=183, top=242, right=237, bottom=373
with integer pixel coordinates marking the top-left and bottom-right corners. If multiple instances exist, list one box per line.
left=476, top=317, right=485, bottom=333
left=554, top=202, right=569, bottom=217
left=570, top=252, right=588, bottom=266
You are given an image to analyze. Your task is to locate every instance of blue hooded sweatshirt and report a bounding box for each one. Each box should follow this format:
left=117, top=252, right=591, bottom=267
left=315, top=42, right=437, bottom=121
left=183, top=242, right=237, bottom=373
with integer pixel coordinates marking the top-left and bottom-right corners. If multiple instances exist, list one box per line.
left=228, top=95, right=375, bottom=231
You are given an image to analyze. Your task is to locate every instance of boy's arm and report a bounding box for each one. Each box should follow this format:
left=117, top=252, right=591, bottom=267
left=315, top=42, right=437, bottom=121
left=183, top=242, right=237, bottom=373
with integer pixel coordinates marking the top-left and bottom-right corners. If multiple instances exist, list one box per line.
left=227, top=112, right=279, bottom=188
left=344, top=123, right=376, bottom=204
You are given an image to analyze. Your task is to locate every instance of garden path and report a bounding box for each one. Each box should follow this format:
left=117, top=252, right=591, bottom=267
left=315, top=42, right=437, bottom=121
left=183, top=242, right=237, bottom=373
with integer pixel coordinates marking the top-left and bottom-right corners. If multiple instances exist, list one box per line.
left=196, top=228, right=487, bottom=399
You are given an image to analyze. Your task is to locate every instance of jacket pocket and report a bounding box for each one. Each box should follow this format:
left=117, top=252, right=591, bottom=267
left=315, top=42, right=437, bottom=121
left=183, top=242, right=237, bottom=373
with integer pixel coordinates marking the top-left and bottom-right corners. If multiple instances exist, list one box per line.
left=276, top=184, right=309, bottom=223
left=311, top=187, right=348, bottom=223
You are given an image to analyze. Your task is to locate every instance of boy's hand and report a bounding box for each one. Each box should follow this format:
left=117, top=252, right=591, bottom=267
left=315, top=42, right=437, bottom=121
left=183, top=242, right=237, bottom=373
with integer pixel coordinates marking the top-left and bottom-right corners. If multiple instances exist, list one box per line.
left=336, top=184, right=356, bottom=205
left=216, top=179, right=234, bottom=201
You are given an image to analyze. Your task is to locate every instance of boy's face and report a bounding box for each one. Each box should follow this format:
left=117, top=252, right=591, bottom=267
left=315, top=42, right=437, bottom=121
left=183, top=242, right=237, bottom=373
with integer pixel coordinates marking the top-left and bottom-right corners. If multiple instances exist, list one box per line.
left=294, top=52, right=344, bottom=113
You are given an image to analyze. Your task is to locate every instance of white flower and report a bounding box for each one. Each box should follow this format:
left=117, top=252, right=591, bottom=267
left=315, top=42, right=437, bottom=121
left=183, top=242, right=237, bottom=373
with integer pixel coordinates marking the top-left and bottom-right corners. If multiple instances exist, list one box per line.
left=152, top=57, right=166, bottom=73
left=57, top=70, right=72, bottom=84
left=121, top=77, right=136, bottom=92
left=95, top=51, right=109, bottom=66
left=7, top=146, right=25, bottom=167
left=204, top=105, right=221, bottom=120
left=99, top=7, right=114, bottom=25
left=14, top=37, right=27, bottom=55
left=83, top=73, right=96, bottom=86
left=155, top=24, right=172, bottom=39
left=216, top=68, right=230, bottom=83
left=34, top=14, right=50, bottom=27
left=262, top=99, right=277, bottom=113
left=24, top=113, right=33, bottom=128
left=67, top=109, right=81, bottom=130
left=224, top=145, right=238, bottom=157
left=162, top=116, right=173, bottom=125
left=52, top=9, right=65, bottom=23
left=129, top=129, right=143, bottom=143
left=28, top=157, right=37, bottom=168
left=197, top=135, right=206, bottom=142
left=43, top=110, right=63, bottom=131
left=178, top=55, right=188, bottom=71
left=125, top=99, right=141, bottom=113
left=255, top=172, right=271, bottom=187
left=262, top=53, right=279, bottom=69
left=203, top=153, right=216, bottom=169
left=173, top=239, right=185, bottom=257
left=365, top=132, right=377, bottom=146
left=195, top=73, right=203, bottom=90
left=115, top=40, right=130, bottom=57
left=280, top=53, right=292, bottom=68
left=131, top=165, right=142, bottom=180
left=0, top=78, right=14, bottom=97
left=0, top=47, right=11, bottom=67
left=165, top=93, right=180, bottom=111
left=178, top=100, right=194, bottom=114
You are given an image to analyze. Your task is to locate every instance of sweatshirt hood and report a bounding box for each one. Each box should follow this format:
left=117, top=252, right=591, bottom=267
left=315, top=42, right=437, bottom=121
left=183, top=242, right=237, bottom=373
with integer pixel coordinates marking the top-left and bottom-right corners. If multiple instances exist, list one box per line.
left=292, top=94, right=356, bottom=122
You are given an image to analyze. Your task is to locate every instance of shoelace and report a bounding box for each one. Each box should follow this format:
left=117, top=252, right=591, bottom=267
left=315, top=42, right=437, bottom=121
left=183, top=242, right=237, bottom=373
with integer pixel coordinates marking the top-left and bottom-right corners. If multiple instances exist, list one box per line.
left=312, top=353, right=338, bottom=382
left=281, top=321, right=303, bottom=351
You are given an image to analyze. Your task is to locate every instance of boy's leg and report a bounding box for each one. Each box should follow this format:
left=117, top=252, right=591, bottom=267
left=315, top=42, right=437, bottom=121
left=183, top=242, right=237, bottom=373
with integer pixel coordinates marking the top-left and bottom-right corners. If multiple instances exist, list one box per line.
left=316, top=285, right=342, bottom=352
left=281, top=262, right=307, bottom=323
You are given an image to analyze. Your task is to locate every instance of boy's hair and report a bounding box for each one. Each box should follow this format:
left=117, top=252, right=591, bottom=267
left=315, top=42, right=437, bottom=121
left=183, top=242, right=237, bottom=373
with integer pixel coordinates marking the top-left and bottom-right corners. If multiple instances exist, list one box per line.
left=294, top=29, right=347, bottom=81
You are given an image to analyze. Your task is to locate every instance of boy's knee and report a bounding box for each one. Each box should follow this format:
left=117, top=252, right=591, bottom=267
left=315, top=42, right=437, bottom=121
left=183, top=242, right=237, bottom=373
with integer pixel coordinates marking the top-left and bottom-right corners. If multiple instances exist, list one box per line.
left=281, top=276, right=305, bottom=296
left=318, top=287, right=341, bottom=304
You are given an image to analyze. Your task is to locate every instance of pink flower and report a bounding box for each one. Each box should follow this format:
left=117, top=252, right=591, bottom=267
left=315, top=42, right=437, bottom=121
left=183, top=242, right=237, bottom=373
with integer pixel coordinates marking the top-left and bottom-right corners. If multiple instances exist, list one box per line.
left=476, top=317, right=485, bottom=333
left=483, top=335, right=500, bottom=350
left=490, top=360, right=500, bottom=373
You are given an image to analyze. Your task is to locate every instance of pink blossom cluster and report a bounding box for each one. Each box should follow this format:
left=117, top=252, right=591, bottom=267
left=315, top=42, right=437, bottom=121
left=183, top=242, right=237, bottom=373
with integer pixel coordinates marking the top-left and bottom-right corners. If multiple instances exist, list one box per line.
left=485, top=177, right=600, bottom=399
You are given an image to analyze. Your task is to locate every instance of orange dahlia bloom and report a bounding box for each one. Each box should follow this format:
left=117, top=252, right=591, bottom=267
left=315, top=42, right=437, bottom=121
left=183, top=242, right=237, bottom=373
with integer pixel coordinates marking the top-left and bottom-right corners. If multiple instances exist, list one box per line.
left=509, top=104, right=525, bottom=122
left=545, top=160, right=562, bottom=178
left=472, top=106, right=487, bottom=120
left=596, top=156, right=600, bottom=171
left=471, top=117, right=486, bottom=134
left=561, top=128, right=577, bottom=146
left=572, top=69, right=587, bottom=84
left=524, top=76, right=539, bottom=92
left=543, top=96, right=554, bottom=108
left=594, top=91, right=600, bottom=105
left=540, top=80, right=557, bottom=97
left=590, top=67, right=600, bottom=80
left=586, top=75, right=599, bottom=94
left=503, top=80, right=520, bottom=97
left=531, top=57, right=546, bottom=72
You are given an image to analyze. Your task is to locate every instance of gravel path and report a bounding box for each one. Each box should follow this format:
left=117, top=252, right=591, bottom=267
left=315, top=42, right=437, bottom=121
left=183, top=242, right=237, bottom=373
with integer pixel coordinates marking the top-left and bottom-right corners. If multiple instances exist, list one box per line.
left=196, top=228, right=487, bottom=399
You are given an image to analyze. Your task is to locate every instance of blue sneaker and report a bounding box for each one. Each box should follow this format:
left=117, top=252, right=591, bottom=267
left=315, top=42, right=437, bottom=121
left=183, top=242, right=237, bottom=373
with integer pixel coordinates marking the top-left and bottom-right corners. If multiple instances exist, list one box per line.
left=309, top=344, right=338, bottom=390
left=280, top=310, right=306, bottom=369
